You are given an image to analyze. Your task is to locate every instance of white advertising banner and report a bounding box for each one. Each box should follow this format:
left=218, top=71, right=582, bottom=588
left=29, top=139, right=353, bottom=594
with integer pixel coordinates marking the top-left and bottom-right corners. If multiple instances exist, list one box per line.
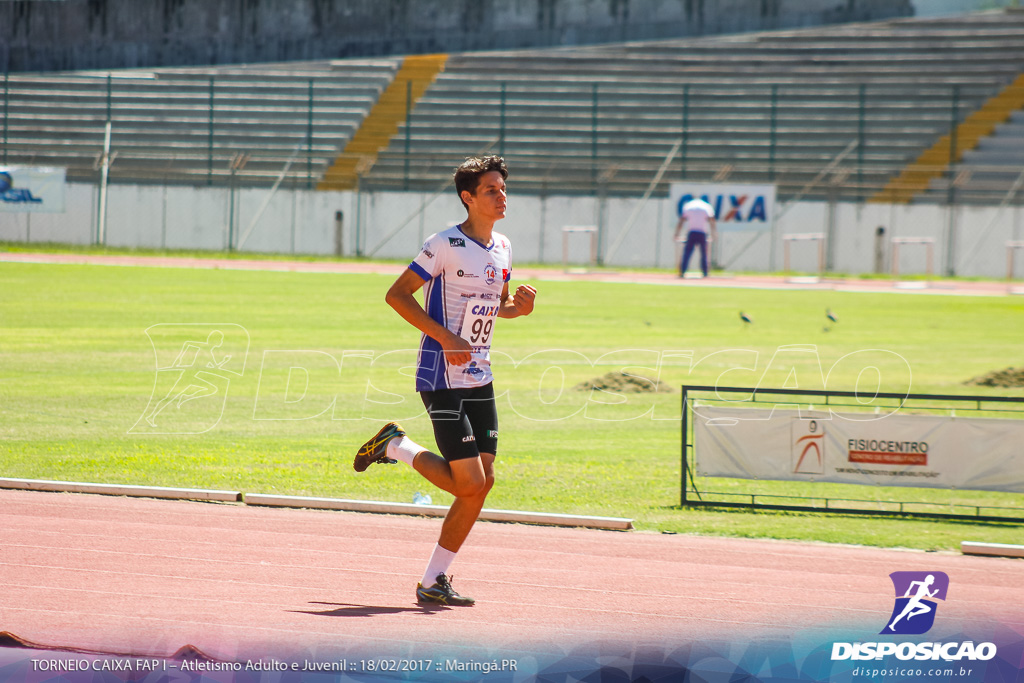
left=694, top=406, right=1024, bottom=493
left=668, top=182, right=776, bottom=233
left=0, top=167, right=66, bottom=213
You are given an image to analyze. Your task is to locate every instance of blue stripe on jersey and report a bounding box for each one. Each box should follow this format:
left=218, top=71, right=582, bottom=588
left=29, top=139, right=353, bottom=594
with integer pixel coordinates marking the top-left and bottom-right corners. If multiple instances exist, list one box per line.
left=417, top=338, right=446, bottom=391
left=409, top=261, right=431, bottom=281
left=457, top=225, right=494, bottom=252
left=416, top=272, right=449, bottom=391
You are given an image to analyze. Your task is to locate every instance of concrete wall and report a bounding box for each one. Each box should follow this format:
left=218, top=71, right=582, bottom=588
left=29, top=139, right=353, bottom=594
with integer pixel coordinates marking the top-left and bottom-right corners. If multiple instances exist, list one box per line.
left=3, top=183, right=1022, bottom=279
left=2, top=0, right=912, bottom=73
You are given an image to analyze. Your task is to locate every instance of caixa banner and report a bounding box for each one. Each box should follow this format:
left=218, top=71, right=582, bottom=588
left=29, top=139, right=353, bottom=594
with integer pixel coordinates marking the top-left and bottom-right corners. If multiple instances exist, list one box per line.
left=0, top=167, right=66, bottom=213
left=669, top=182, right=776, bottom=233
left=694, top=406, right=1024, bottom=493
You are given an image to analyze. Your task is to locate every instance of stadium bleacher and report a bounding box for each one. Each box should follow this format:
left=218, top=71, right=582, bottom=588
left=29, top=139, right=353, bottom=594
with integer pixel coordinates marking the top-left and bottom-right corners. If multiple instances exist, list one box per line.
left=1, top=59, right=400, bottom=186
left=922, top=109, right=1024, bottom=204
left=2, top=10, right=1024, bottom=204
left=366, top=10, right=1024, bottom=202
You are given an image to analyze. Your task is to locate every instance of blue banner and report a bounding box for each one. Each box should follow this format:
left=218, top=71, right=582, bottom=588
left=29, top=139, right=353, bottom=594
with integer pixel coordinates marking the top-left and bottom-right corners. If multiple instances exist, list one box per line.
left=0, top=167, right=66, bottom=213
left=2, top=622, right=1020, bottom=683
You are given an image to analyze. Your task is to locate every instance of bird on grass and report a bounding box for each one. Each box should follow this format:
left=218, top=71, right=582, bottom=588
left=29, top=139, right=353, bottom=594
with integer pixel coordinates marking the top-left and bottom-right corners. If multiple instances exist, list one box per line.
left=824, top=308, right=838, bottom=332
left=740, top=311, right=753, bottom=325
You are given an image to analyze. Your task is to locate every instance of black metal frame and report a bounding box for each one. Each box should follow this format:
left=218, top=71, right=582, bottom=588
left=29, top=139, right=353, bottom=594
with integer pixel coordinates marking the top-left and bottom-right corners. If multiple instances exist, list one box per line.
left=680, top=385, right=1024, bottom=523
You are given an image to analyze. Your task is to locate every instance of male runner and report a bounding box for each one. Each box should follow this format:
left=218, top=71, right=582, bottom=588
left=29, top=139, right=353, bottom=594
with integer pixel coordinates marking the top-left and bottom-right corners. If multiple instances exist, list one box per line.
left=354, top=156, right=537, bottom=606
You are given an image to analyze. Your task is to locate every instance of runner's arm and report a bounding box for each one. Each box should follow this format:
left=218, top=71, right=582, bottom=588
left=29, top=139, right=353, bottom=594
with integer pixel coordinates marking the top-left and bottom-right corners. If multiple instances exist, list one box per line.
left=386, top=268, right=474, bottom=366
left=498, top=282, right=536, bottom=318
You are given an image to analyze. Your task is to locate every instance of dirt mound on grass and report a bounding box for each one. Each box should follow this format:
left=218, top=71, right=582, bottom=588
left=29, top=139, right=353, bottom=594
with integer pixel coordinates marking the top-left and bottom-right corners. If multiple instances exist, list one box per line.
left=963, top=367, right=1024, bottom=388
left=575, top=371, right=672, bottom=393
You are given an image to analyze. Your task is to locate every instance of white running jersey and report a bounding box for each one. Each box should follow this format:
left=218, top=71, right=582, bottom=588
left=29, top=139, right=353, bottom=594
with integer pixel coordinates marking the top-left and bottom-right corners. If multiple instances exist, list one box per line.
left=681, top=198, right=715, bottom=233
left=408, top=224, right=512, bottom=391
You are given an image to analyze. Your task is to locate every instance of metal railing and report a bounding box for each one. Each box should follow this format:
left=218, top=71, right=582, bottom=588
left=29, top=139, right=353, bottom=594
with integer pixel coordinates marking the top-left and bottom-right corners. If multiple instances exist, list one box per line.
left=680, top=386, right=1024, bottom=523
left=4, top=76, right=1021, bottom=203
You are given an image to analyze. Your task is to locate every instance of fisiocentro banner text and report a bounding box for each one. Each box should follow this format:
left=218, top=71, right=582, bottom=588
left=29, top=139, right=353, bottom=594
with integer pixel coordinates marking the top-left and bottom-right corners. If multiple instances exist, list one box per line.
left=694, top=406, right=1024, bottom=492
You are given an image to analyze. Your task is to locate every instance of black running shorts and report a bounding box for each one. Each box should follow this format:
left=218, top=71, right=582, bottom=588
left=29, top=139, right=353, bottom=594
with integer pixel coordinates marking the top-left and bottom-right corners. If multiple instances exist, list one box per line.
left=419, top=382, right=498, bottom=461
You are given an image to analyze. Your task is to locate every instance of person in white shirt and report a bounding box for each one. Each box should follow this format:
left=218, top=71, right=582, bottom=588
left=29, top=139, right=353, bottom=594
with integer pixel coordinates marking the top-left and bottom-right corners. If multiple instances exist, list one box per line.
left=674, top=197, right=717, bottom=277
left=353, top=156, right=537, bottom=606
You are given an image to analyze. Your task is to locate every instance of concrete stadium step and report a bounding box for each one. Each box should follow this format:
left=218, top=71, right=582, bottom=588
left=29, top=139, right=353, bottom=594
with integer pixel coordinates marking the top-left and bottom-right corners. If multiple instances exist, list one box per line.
left=317, top=53, right=447, bottom=191
left=4, top=8, right=1024, bottom=200
left=370, top=8, right=1024, bottom=202
left=872, top=72, right=1024, bottom=203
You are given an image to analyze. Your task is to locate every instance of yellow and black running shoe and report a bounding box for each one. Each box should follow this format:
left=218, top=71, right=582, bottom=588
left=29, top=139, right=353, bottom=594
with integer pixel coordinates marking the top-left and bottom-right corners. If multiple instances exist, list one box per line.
left=353, top=421, right=404, bottom=472
left=416, top=574, right=475, bottom=606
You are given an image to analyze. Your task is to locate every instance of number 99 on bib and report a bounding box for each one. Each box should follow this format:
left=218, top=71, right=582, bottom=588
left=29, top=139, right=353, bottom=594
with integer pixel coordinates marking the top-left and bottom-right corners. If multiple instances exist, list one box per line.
left=460, top=301, right=498, bottom=348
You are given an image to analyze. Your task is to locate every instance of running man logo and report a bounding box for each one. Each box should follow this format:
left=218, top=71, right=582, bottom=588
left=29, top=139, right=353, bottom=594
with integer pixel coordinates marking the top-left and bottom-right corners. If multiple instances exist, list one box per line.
left=792, top=418, right=825, bottom=475
left=130, top=324, right=250, bottom=434
left=881, top=571, right=949, bottom=635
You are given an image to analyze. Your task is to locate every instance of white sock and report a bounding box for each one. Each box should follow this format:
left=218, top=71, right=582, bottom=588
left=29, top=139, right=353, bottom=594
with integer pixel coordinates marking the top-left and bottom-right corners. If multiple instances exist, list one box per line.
left=386, top=434, right=425, bottom=466
left=420, top=544, right=457, bottom=587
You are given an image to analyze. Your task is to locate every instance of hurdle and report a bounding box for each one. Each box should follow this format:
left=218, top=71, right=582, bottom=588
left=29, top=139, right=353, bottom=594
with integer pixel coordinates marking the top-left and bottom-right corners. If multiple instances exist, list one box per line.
left=562, top=225, right=598, bottom=273
left=1007, top=240, right=1024, bottom=294
left=891, top=236, right=935, bottom=286
left=782, top=232, right=825, bottom=281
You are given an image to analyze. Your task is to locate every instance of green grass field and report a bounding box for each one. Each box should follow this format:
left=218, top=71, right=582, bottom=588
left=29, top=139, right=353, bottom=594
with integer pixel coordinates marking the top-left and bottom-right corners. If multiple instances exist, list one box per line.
left=2, top=255, right=1023, bottom=551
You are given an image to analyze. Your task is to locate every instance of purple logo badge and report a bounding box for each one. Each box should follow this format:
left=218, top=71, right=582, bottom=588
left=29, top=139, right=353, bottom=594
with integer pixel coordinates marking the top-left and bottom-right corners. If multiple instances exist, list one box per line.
left=881, top=571, right=949, bottom=635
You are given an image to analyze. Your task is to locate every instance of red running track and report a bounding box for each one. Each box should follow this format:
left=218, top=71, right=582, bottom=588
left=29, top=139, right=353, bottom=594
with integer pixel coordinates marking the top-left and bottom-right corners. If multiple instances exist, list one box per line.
left=2, top=489, right=1022, bottom=665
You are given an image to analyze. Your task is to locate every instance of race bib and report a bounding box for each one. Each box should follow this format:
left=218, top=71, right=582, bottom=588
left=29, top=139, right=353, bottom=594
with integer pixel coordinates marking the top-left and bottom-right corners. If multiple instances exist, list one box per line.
left=459, top=300, right=499, bottom=350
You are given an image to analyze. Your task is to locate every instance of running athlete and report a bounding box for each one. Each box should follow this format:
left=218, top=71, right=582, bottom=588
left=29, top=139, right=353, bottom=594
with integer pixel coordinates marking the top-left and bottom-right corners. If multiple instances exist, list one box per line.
left=354, top=156, right=537, bottom=606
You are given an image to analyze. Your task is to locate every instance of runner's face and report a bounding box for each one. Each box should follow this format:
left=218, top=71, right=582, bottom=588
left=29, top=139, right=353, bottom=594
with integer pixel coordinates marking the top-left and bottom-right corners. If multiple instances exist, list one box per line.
left=468, top=171, right=507, bottom=220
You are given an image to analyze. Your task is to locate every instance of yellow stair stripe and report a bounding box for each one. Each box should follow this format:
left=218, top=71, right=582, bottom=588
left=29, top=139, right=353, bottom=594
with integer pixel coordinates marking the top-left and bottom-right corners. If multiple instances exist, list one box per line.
left=871, top=74, right=1024, bottom=204
left=317, top=54, right=448, bottom=191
